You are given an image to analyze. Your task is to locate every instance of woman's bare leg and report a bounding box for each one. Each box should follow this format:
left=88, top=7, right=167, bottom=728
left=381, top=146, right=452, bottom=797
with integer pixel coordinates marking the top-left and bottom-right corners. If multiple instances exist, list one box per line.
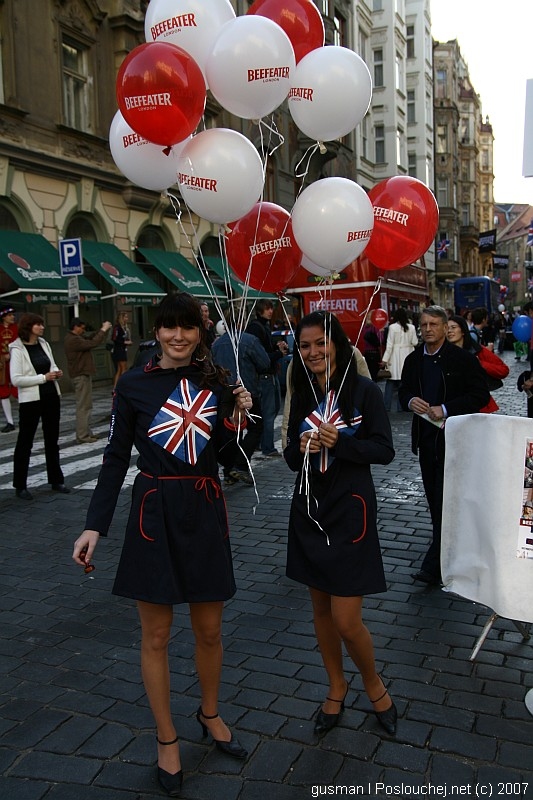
left=189, top=601, right=232, bottom=741
left=309, top=588, right=348, bottom=713
left=330, top=595, right=391, bottom=712
left=137, top=600, right=181, bottom=774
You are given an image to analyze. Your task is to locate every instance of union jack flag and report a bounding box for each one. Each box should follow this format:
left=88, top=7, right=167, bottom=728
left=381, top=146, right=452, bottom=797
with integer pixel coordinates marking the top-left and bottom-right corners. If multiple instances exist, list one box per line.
left=300, top=390, right=361, bottom=473
left=437, top=238, right=450, bottom=259
left=527, top=219, right=533, bottom=248
left=148, top=379, right=217, bottom=465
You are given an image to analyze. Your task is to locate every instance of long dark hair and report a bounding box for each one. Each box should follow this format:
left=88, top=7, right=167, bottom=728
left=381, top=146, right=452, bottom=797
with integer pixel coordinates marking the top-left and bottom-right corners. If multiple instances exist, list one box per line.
left=391, top=307, right=409, bottom=331
left=448, top=314, right=481, bottom=353
left=17, top=313, right=44, bottom=343
left=291, top=311, right=359, bottom=425
left=154, top=293, right=225, bottom=386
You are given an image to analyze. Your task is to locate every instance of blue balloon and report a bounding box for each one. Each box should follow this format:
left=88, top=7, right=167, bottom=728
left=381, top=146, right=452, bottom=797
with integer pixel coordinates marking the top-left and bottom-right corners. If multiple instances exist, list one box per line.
left=512, top=315, right=533, bottom=343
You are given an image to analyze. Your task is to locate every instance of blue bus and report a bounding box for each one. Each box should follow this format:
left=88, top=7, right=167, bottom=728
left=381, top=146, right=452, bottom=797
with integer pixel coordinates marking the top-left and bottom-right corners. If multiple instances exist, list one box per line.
left=454, top=276, right=501, bottom=315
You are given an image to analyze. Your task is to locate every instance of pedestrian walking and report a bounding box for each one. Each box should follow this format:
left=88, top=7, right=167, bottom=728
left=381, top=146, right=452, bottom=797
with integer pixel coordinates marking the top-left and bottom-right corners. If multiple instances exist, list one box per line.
left=9, top=313, right=69, bottom=500
left=0, top=305, right=18, bottom=432
left=64, top=317, right=112, bottom=443
left=284, top=311, right=398, bottom=738
left=72, top=292, right=252, bottom=796
left=380, top=308, right=418, bottom=411
left=446, top=314, right=509, bottom=412
left=110, top=312, right=132, bottom=389
left=200, top=302, right=216, bottom=348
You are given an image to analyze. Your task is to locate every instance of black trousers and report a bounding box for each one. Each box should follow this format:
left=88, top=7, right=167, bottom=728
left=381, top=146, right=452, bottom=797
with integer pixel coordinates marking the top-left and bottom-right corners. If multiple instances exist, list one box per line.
left=224, top=396, right=263, bottom=475
left=13, top=394, right=64, bottom=489
left=418, top=441, right=445, bottom=578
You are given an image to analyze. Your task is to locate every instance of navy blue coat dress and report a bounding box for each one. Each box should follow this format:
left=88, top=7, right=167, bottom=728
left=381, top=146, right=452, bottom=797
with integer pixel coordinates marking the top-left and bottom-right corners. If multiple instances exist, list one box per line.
left=284, top=376, right=394, bottom=597
left=84, top=358, right=241, bottom=605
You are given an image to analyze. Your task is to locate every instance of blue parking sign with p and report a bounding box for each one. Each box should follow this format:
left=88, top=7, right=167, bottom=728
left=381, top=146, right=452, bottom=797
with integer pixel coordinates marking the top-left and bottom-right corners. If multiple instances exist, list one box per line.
left=59, top=238, right=84, bottom=276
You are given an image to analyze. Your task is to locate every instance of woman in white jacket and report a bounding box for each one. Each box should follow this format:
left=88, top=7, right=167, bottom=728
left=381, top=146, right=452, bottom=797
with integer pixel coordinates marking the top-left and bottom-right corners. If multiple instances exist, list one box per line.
left=380, top=308, right=419, bottom=412
left=9, top=313, right=69, bottom=500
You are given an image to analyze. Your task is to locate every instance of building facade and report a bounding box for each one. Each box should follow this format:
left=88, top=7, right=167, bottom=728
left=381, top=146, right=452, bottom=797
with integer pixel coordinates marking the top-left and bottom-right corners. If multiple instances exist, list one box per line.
left=0, top=0, right=493, bottom=383
left=432, top=38, right=494, bottom=307
left=493, top=204, right=533, bottom=309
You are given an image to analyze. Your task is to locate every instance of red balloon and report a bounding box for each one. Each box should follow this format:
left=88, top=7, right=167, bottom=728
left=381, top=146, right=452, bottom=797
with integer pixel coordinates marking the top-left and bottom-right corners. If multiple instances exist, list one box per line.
left=116, top=42, right=206, bottom=147
left=247, top=0, right=324, bottom=64
left=370, top=308, right=388, bottom=330
left=364, top=176, right=439, bottom=272
left=226, top=202, right=302, bottom=293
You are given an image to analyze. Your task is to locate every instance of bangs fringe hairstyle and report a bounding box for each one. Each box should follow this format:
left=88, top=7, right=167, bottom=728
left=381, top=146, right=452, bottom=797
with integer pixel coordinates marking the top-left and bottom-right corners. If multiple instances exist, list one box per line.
left=154, top=292, right=224, bottom=386
left=291, top=311, right=359, bottom=425
left=17, top=313, right=44, bottom=342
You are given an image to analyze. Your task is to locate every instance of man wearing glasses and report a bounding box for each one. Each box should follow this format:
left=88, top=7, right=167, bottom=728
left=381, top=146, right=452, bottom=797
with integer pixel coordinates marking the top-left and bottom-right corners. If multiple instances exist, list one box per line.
left=398, top=306, right=489, bottom=586
left=64, top=317, right=112, bottom=444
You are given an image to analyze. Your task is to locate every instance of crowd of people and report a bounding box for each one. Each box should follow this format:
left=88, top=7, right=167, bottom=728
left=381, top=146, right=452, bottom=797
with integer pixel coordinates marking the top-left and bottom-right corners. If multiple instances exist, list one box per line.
left=0, top=293, right=530, bottom=795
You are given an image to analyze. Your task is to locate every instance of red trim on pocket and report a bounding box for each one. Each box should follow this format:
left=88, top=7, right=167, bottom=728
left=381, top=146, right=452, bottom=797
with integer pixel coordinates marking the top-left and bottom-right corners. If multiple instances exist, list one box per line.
left=351, top=494, right=367, bottom=543
left=140, top=488, right=157, bottom=541
left=224, top=417, right=247, bottom=431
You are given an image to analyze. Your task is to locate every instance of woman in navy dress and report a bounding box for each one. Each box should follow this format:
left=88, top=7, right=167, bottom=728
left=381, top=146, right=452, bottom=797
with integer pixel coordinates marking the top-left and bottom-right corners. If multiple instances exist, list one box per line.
left=73, top=293, right=252, bottom=795
left=284, top=311, right=398, bottom=737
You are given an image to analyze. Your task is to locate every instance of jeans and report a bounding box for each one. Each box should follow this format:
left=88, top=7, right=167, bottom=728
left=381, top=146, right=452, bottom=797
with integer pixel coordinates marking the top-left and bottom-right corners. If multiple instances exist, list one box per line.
left=383, top=379, right=401, bottom=411
left=258, top=374, right=280, bottom=454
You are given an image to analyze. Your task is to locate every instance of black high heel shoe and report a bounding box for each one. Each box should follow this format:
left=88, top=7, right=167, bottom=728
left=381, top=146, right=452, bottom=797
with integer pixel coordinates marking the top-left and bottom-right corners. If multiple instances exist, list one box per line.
left=370, top=683, right=398, bottom=736
left=156, top=734, right=183, bottom=797
left=314, top=682, right=349, bottom=736
left=196, top=706, right=248, bottom=759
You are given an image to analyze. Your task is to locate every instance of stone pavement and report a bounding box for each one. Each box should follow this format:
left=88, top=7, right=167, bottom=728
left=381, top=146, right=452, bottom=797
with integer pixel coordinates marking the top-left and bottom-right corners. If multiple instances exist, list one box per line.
left=0, top=352, right=532, bottom=800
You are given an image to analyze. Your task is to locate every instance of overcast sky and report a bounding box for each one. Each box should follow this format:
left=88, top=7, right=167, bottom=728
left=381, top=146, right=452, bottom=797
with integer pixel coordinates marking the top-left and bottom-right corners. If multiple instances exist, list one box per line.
left=430, top=0, right=532, bottom=205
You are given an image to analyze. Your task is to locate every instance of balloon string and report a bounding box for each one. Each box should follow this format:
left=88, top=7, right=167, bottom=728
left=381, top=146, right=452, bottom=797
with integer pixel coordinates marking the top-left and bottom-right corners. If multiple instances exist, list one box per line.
left=294, top=143, right=319, bottom=181
left=299, top=435, right=329, bottom=545
left=255, top=116, right=285, bottom=157
left=165, top=192, right=241, bottom=338
left=163, top=194, right=263, bottom=504
left=230, top=117, right=293, bottom=298
left=353, top=275, right=383, bottom=351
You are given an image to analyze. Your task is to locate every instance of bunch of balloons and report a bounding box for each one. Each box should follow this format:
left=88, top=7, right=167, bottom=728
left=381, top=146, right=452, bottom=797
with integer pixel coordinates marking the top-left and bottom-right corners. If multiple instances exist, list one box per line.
left=108, top=0, right=440, bottom=294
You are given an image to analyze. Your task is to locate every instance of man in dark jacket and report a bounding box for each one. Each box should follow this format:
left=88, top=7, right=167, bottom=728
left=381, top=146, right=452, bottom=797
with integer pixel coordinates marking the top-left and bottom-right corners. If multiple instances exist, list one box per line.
left=246, top=299, right=288, bottom=456
left=399, top=306, right=490, bottom=585
left=212, top=317, right=270, bottom=484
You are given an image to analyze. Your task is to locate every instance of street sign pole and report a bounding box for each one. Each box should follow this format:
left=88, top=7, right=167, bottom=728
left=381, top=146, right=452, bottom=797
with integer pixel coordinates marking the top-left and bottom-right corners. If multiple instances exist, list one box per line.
left=68, top=277, right=80, bottom=316
left=59, top=238, right=84, bottom=316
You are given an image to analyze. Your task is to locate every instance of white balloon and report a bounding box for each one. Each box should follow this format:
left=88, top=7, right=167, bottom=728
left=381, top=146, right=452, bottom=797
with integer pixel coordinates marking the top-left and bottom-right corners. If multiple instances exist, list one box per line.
left=498, top=304, right=506, bottom=312
left=144, top=0, right=235, bottom=85
left=177, top=129, right=264, bottom=224
left=109, top=111, right=189, bottom=191
left=291, top=178, right=374, bottom=271
left=206, top=16, right=295, bottom=119
left=300, top=254, right=335, bottom=277
left=288, top=46, right=372, bottom=142
left=215, top=320, right=226, bottom=336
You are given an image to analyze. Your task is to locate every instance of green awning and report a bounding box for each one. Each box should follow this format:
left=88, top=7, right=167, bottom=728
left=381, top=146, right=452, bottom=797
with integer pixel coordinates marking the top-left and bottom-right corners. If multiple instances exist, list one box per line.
left=0, top=230, right=100, bottom=303
left=82, top=241, right=165, bottom=305
left=203, top=256, right=276, bottom=300
left=137, top=248, right=224, bottom=299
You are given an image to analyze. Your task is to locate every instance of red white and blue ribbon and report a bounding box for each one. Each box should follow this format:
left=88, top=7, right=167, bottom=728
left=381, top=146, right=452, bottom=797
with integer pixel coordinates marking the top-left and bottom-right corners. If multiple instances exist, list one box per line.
left=300, top=390, right=361, bottom=473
